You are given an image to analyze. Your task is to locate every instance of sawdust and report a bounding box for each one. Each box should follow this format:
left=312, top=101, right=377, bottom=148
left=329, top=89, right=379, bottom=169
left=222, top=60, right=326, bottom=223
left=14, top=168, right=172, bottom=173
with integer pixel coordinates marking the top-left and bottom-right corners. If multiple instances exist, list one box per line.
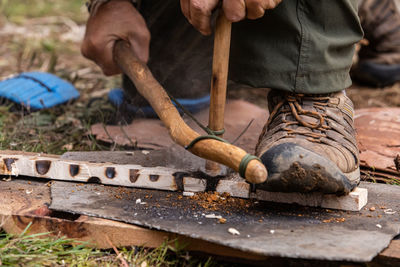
left=189, top=191, right=251, bottom=212
left=322, top=217, right=346, bottom=223
left=218, top=218, right=227, bottom=224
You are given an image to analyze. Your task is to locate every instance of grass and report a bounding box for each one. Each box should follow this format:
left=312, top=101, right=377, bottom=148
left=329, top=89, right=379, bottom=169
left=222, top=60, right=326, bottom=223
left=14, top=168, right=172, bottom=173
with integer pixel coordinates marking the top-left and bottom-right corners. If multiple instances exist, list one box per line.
left=0, top=228, right=104, bottom=266
left=0, top=86, right=122, bottom=154
left=0, top=225, right=217, bottom=266
left=0, top=0, right=87, bottom=24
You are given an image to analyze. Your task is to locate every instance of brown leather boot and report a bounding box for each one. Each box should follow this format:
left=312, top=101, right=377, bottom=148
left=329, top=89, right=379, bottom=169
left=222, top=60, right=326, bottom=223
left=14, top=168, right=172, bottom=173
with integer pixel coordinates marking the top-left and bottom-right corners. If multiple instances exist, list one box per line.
left=353, top=0, right=400, bottom=86
left=256, top=90, right=360, bottom=195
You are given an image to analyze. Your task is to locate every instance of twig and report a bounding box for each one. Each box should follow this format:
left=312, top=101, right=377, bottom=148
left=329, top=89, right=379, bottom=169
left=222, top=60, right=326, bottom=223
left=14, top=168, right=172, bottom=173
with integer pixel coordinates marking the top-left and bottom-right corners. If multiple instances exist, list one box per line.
left=387, top=144, right=400, bottom=148
left=119, top=123, right=137, bottom=149
left=101, top=123, right=116, bottom=151
left=166, top=90, right=212, bottom=135
left=105, top=235, right=129, bottom=267
left=232, top=119, right=254, bottom=145
left=360, top=164, right=400, bottom=176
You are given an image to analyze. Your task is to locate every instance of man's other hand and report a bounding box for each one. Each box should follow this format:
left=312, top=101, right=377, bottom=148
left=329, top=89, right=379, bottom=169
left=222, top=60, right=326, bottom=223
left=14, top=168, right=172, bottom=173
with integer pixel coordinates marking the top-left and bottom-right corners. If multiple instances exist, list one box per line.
left=81, top=0, right=150, bottom=76
left=180, top=0, right=282, bottom=35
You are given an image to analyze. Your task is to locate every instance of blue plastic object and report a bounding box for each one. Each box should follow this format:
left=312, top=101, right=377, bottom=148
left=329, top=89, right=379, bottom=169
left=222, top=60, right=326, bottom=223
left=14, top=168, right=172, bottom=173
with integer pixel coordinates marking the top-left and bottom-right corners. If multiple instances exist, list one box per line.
left=108, top=88, right=210, bottom=118
left=0, top=72, right=80, bottom=110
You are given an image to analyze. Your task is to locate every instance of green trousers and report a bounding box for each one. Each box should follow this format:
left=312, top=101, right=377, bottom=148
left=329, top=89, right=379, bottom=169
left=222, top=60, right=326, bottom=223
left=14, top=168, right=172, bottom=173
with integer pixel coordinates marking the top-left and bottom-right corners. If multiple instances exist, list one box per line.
left=128, top=0, right=363, bottom=96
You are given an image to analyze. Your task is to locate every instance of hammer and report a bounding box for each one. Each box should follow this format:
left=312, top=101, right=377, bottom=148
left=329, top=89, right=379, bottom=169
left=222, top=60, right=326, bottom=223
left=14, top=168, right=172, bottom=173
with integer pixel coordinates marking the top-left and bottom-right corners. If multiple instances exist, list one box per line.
left=113, top=15, right=267, bottom=185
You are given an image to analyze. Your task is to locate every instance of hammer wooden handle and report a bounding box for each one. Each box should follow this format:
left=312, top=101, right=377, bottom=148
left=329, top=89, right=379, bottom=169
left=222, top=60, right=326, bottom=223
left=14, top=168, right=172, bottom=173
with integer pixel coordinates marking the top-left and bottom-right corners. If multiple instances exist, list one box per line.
left=113, top=40, right=267, bottom=184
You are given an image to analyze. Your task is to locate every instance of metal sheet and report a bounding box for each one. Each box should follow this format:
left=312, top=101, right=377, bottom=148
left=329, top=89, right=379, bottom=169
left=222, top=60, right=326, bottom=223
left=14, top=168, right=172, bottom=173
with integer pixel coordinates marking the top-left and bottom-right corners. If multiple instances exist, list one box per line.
left=50, top=181, right=400, bottom=262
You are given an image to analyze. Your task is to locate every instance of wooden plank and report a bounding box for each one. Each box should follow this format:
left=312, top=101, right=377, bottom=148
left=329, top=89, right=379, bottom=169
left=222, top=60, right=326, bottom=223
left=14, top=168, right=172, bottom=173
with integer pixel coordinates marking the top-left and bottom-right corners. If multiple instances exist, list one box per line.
left=256, top=187, right=368, bottom=211
left=374, top=240, right=400, bottom=266
left=0, top=150, right=203, bottom=192
left=0, top=151, right=368, bottom=211
left=380, top=240, right=400, bottom=260
left=216, top=179, right=368, bottom=211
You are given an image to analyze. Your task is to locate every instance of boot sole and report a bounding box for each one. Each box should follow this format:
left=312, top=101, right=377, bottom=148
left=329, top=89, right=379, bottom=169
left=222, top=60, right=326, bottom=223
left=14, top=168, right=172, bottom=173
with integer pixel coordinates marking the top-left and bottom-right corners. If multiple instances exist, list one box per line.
left=258, top=143, right=360, bottom=195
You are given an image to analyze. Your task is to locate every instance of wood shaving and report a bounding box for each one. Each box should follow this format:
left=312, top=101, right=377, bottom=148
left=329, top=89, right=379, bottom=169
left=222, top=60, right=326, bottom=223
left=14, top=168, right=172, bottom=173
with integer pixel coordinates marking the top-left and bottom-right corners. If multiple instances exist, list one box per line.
left=228, top=228, right=240, bottom=235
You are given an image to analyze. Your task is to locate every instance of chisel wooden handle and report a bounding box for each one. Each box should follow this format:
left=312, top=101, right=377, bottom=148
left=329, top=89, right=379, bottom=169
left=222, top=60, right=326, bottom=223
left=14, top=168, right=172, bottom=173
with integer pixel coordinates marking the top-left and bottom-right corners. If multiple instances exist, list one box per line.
left=209, top=13, right=231, bottom=137
left=113, top=40, right=268, bottom=184
left=206, top=11, right=232, bottom=174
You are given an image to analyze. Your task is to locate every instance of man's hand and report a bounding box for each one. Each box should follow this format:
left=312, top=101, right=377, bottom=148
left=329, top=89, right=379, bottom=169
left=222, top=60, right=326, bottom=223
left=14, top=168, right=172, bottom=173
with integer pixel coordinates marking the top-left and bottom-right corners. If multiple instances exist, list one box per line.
left=81, top=0, right=150, bottom=76
left=180, top=0, right=282, bottom=35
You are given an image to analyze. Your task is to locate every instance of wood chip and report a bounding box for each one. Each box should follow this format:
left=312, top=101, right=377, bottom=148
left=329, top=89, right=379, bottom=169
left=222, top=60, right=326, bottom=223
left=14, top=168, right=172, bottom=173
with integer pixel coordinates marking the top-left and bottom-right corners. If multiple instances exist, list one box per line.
left=205, top=214, right=222, bottom=219
left=228, top=228, right=240, bottom=235
left=219, top=218, right=227, bottom=224
left=384, top=209, right=397, bottom=215
left=183, top=192, right=195, bottom=197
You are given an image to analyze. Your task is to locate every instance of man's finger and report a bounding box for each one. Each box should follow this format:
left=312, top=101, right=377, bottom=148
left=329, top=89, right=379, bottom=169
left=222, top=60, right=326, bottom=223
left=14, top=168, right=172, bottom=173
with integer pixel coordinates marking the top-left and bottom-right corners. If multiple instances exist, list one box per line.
left=245, top=0, right=266, bottom=19
left=81, top=34, right=120, bottom=76
left=265, top=0, right=283, bottom=9
left=128, top=29, right=151, bottom=63
left=180, top=0, right=191, bottom=21
left=223, top=0, right=246, bottom=22
left=189, top=0, right=214, bottom=35
left=100, top=41, right=121, bottom=75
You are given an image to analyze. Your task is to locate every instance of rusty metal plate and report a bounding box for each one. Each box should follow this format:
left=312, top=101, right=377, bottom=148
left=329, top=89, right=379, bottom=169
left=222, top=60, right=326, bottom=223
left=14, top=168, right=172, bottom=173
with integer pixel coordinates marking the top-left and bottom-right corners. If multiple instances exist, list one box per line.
left=50, top=181, right=400, bottom=262
left=91, top=99, right=268, bottom=152
left=355, top=108, right=400, bottom=172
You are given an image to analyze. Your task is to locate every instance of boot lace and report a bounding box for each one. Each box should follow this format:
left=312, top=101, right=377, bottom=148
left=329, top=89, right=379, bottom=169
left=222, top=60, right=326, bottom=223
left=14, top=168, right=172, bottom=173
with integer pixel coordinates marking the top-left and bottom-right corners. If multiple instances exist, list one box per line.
left=265, top=94, right=332, bottom=143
